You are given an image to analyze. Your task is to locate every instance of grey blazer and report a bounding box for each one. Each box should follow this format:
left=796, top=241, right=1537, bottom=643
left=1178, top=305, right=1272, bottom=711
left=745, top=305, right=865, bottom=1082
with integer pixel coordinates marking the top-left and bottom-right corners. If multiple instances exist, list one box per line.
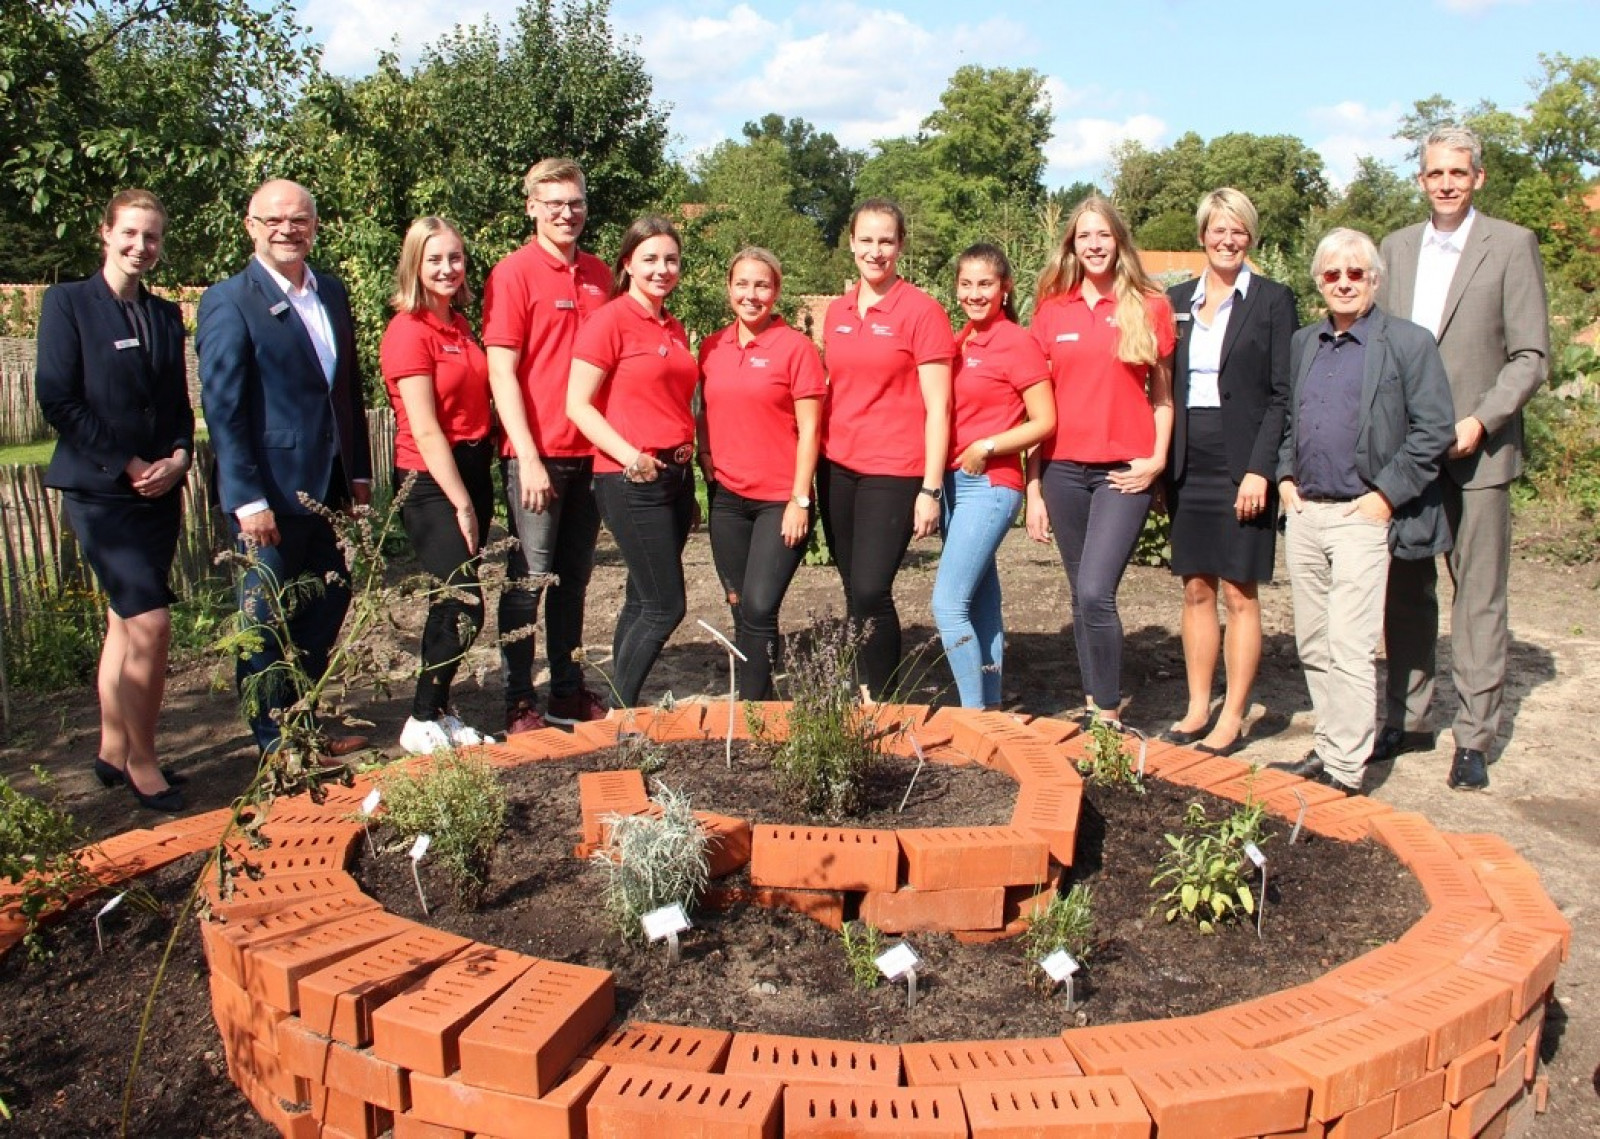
left=1278, top=306, right=1457, bottom=560
left=1376, top=214, right=1549, bottom=489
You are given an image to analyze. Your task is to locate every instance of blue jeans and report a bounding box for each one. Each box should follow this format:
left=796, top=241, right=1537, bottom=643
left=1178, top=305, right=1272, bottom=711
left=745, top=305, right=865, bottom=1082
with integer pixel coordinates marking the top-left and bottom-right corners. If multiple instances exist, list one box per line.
left=932, top=471, right=1021, bottom=707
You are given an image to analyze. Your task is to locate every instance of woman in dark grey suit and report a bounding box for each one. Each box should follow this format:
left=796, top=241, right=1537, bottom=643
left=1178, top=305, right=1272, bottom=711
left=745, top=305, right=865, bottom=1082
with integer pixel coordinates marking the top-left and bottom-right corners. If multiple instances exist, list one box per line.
left=1163, top=189, right=1296, bottom=755
left=36, top=189, right=194, bottom=812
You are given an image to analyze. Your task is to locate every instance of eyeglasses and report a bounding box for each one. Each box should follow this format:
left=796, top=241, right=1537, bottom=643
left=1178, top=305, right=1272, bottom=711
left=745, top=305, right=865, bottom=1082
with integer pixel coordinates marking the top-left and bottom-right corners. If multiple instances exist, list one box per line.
left=534, top=198, right=587, bottom=215
left=250, top=214, right=314, bottom=232
left=1320, top=267, right=1368, bottom=284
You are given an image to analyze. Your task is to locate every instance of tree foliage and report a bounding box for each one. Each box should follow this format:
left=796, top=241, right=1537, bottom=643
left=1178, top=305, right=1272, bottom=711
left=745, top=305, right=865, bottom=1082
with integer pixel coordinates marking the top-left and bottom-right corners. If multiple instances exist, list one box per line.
left=741, top=114, right=863, bottom=248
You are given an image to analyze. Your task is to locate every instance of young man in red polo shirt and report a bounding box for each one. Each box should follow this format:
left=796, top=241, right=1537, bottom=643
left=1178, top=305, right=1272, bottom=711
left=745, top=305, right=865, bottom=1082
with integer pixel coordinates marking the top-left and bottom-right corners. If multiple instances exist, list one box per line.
left=482, top=158, right=613, bottom=732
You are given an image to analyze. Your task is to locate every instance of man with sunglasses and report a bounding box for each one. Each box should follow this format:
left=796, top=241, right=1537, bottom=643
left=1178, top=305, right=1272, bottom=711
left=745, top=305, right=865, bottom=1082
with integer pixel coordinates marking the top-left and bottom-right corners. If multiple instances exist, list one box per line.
left=1373, top=126, right=1550, bottom=791
left=197, top=179, right=372, bottom=759
left=1272, top=228, right=1454, bottom=795
left=482, top=158, right=613, bottom=733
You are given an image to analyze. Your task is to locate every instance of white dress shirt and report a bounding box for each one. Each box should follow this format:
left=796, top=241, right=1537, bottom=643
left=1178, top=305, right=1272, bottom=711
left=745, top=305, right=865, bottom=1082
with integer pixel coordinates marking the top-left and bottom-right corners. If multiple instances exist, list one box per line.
left=1184, top=267, right=1251, bottom=408
left=1411, top=208, right=1476, bottom=340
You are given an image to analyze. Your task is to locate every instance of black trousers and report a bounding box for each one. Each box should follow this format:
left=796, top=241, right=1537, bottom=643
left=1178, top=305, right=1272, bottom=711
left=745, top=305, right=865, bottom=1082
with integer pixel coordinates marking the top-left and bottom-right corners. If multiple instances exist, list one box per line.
left=708, top=485, right=810, bottom=699
left=817, top=459, right=919, bottom=696
left=397, top=440, right=494, bottom=720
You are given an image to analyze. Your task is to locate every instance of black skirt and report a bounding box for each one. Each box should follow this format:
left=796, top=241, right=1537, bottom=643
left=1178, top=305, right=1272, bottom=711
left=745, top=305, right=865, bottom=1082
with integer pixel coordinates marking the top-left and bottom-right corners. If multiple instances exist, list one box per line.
left=62, top=489, right=182, bottom=618
left=1168, top=408, right=1276, bottom=582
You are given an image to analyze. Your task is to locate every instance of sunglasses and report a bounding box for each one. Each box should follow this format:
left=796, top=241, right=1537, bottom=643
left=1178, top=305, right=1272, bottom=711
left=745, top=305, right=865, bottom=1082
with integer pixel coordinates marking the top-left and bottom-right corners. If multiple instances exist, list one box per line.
left=1320, top=267, right=1368, bottom=284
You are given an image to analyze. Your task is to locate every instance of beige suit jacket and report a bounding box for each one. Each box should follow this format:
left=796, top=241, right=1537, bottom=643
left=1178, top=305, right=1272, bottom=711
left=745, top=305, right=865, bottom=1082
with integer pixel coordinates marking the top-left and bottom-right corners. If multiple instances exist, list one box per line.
left=1376, top=214, right=1549, bottom=489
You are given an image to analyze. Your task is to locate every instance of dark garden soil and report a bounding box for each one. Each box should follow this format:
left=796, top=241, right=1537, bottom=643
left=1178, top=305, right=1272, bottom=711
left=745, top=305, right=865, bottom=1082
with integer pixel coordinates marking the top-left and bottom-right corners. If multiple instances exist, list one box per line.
left=354, top=739, right=1427, bottom=1044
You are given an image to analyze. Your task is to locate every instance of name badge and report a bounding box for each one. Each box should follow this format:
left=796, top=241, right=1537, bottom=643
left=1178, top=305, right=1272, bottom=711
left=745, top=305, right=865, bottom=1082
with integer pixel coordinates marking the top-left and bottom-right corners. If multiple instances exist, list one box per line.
left=440, top=343, right=462, bottom=354
left=834, top=325, right=854, bottom=335
left=658, top=344, right=669, bottom=357
left=269, top=301, right=290, bottom=316
left=1176, top=313, right=1192, bottom=323
left=555, top=299, right=576, bottom=310
left=1055, top=333, right=1079, bottom=342
left=749, top=358, right=769, bottom=368
left=114, top=338, right=141, bottom=351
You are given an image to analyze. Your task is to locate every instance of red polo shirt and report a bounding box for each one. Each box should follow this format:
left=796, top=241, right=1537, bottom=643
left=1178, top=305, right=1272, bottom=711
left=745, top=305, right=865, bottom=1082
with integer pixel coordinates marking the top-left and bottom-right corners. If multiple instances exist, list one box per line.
left=951, top=318, right=1051, bottom=491
left=1030, top=288, right=1176, bottom=462
left=379, top=308, right=492, bottom=471
left=822, top=278, right=955, bottom=477
left=700, top=318, right=826, bottom=502
left=571, top=295, right=698, bottom=474
left=481, top=239, right=612, bottom=458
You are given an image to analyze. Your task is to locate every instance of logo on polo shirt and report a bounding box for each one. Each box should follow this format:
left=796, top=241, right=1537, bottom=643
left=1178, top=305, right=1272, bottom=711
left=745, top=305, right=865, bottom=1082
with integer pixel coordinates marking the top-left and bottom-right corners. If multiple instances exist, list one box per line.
left=870, top=323, right=893, bottom=337
left=965, top=356, right=982, bottom=368
left=834, top=324, right=854, bottom=334
left=581, top=283, right=604, bottom=295
left=1056, top=333, right=1079, bottom=342
left=750, top=358, right=770, bottom=368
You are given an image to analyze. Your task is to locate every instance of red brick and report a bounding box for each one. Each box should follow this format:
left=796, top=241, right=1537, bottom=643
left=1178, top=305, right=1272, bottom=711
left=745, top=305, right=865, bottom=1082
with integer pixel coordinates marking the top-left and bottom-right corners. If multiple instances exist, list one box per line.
left=371, top=944, right=537, bottom=1077
left=1137, top=741, right=1212, bottom=780
left=76, top=828, right=181, bottom=882
left=699, top=699, right=756, bottom=741
left=623, top=703, right=708, bottom=741
left=749, top=825, right=900, bottom=891
left=587, top=1021, right=732, bottom=1072
left=1496, top=1002, right=1545, bottom=1073
left=1449, top=1045, right=1528, bottom=1138
left=991, top=736, right=1078, bottom=785
left=945, top=708, right=1034, bottom=766
left=201, top=893, right=381, bottom=987
left=1407, top=857, right=1494, bottom=910
left=243, top=1033, right=309, bottom=1103
left=1445, top=834, right=1536, bottom=879
left=896, top=827, right=1050, bottom=890
left=234, top=1066, right=321, bottom=1139
left=1212, top=984, right=1368, bottom=1049
left=297, top=926, right=473, bottom=1045
left=1369, top=812, right=1461, bottom=868
left=578, top=770, right=650, bottom=844
left=1267, top=1120, right=1330, bottom=1139
left=153, top=807, right=237, bottom=853
left=697, top=810, right=752, bottom=878
left=1381, top=965, right=1513, bottom=1067
left=206, top=868, right=365, bottom=922
left=1024, top=715, right=1082, bottom=744
left=901, top=1038, right=1082, bottom=1086
left=312, top=1085, right=394, bottom=1139
left=1321, top=942, right=1450, bottom=1005
left=1299, top=794, right=1393, bottom=841
left=1444, top=1039, right=1502, bottom=1105
left=1324, top=1091, right=1394, bottom=1138
left=859, top=884, right=1004, bottom=932
left=733, top=700, right=793, bottom=744
left=1532, top=1074, right=1548, bottom=1114
left=702, top=884, right=846, bottom=930
left=1393, top=1107, right=1450, bottom=1139
left=724, top=1031, right=900, bottom=1086
left=1455, top=926, right=1562, bottom=1019
left=959, top=1074, right=1153, bottom=1137
left=1258, top=778, right=1349, bottom=818
left=276, top=1013, right=333, bottom=1079
left=392, top=1112, right=469, bottom=1139
left=567, top=716, right=625, bottom=750
left=242, top=909, right=417, bottom=1012
left=455, top=957, right=616, bottom=1096
left=1161, top=753, right=1256, bottom=792
left=1393, top=1068, right=1447, bottom=1130
left=1063, top=1015, right=1242, bottom=1075
left=223, top=825, right=356, bottom=874
left=1009, top=781, right=1082, bottom=865
left=1269, top=1010, right=1430, bottom=1121
left=586, top=1064, right=780, bottom=1138
left=208, top=966, right=290, bottom=1051
left=1399, top=907, right=1501, bottom=959
left=1207, top=766, right=1312, bottom=806
left=498, top=724, right=601, bottom=761
left=1476, top=873, right=1572, bottom=959
left=1124, top=1051, right=1310, bottom=1137
left=783, top=1084, right=967, bottom=1135
left=408, top=1060, right=607, bottom=1139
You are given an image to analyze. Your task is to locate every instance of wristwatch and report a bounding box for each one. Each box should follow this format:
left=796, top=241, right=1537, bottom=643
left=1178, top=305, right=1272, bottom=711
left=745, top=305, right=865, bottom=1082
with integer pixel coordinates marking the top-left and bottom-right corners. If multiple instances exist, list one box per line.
left=919, top=485, right=943, bottom=502
left=792, top=494, right=812, bottom=509
left=981, top=439, right=997, bottom=456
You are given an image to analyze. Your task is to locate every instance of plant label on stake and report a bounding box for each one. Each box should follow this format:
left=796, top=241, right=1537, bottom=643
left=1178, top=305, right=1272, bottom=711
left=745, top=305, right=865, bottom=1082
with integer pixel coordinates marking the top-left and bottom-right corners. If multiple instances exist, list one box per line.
left=359, top=788, right=382, bottom=856
left=94, top=891, right=125, bottom=954
left=1126, top=725, right=1148, bottom=780
left=875, top=940, right=923, bottom=1010
left=1039, top=948, right=1080, bottom=1008
left=1244, top=842, right=1267, bottom=938
left=1288, top=790, right=1308, bottom=845
left=897, top=730, right=927, bottom=813
left=696, top=620, right=748, bottom=769
left=642, top=902, right=691, bottom=965
left=409, top=834, right=431, bottom=916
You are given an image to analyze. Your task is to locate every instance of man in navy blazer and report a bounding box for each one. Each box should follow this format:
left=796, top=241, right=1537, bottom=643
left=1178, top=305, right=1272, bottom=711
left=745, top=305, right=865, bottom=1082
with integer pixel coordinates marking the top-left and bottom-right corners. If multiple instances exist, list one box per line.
left=197, top=179, right=371, bottom=755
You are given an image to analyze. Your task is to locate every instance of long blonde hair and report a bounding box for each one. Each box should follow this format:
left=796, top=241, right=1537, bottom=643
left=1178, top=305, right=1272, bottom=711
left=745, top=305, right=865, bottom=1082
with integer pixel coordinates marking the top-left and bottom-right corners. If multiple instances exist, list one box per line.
left=1035, top=195, right=1164, bottom=366
left=391, top=216, right=471, bottom=313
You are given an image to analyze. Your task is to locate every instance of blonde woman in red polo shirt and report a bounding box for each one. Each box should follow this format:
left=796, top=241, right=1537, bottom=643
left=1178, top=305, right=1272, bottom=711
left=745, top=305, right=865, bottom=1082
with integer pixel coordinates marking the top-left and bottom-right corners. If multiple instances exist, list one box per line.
left=821, top=198, right=955, bottom=696
left=698, top=248, right=825, bottom=699
left=1026, top=196, right=1176, bottom=726
left=566, top=216, right=699, bottom=709
left=380, top=217, right=494, bottom=753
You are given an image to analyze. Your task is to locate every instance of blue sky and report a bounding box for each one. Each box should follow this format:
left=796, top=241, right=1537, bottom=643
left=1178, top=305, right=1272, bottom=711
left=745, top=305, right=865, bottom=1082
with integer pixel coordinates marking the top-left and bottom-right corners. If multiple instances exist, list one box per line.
left=295, top=0, right=1583, bottom=189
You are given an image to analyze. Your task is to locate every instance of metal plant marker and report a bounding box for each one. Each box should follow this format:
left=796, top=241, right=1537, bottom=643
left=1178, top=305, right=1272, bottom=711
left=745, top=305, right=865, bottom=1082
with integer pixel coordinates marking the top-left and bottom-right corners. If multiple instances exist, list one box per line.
left=94, top=891, right=125, bottom=953
left=876, top=940, right=923, bottom=1010
left=409, top=834, right=432, bottom=915
left=1244, top=841, right=1268, bottom=938
left=897, top=730, right=927, bottom=813
left=359, top=788, right=382, bottom=856
left=1039, top=947, right=1080, bottom=1008
left=1289, top=789, right=1309, bottom=844
left=642, top=902, right=691, bottom=965
left=696, top=619, right=748, bottom=768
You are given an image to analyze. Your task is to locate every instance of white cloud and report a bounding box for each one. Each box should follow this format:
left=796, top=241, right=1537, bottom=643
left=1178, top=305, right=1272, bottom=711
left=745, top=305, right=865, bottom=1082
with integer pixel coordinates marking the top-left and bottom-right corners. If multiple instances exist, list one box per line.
left=1306, top=100, right=1410, bottom=188
left=631, top=4, right=781, bottom=84
left=1437, top=0, right=1530, bottom=12
left=305, top=0, right=518, bottom=74
left=1046, top=114, right=1167, bottom=185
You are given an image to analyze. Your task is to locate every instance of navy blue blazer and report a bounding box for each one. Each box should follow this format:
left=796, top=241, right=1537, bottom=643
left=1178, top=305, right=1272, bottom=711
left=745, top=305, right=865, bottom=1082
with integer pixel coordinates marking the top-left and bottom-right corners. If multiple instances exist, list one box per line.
left=1166, top=272, right=1297, bottom=485
left=196, top=259, right=371, bottom=516
left=36, top=274, right=194, bottom=498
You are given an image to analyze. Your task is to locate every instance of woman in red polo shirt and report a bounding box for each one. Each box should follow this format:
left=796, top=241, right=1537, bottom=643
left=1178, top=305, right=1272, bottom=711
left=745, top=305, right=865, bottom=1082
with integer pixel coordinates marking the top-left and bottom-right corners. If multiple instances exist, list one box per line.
left=380, top=216, right=494, bottom=753
left=698, top=247, right=825, bottom=699
left=567, top=216, right=699, bottom=708
left=1026, top=196, right=1175, bottom=726
left=933, top=244, right=1056, bottom=708
left=821, top=198, right=954, bottom=695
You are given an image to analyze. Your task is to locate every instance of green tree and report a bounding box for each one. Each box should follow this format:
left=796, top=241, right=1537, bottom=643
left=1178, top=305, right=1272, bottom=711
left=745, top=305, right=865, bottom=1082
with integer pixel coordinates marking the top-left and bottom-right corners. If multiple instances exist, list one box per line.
left=1321, top=156, right=1420, bottom=242
left=741, top=114, right=863, bottom=247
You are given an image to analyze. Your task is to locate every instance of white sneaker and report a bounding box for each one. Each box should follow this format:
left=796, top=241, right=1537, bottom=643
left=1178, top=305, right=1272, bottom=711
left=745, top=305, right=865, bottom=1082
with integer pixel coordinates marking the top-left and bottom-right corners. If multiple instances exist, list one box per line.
left=399, top=716, right=453, bottom=755
left=438, top=713, right=487, bottom=746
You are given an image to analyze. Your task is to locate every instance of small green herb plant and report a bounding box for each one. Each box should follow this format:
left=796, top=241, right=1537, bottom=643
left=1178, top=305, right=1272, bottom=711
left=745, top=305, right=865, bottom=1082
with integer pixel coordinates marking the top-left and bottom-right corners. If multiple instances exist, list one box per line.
left=591, top=783, right=709, bottom=942
left=0, top=768, right=107, bottom=960
left=1077, top=714, right=1143, bottom=790
left=379, top=752, right=508, bottom=908
left=1151, top=799, right=1269, bottom=934
left=571, top=647, right=669, bottom=775
left=1020, top=883, right=1095, bottom=990
left=840, top=920, right=885, bottom=990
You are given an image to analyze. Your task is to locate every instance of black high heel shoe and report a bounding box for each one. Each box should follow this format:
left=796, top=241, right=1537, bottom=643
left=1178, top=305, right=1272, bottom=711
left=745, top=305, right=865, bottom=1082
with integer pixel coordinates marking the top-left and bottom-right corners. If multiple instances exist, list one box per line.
left=94, top=757, right=188, bottom=789
left=124, top=770, right=184, bottom=813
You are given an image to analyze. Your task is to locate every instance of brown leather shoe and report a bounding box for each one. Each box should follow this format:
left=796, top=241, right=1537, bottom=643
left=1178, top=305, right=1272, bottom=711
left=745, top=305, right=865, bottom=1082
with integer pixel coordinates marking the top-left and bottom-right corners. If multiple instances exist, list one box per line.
left=323, top=734, right=370, bottom=758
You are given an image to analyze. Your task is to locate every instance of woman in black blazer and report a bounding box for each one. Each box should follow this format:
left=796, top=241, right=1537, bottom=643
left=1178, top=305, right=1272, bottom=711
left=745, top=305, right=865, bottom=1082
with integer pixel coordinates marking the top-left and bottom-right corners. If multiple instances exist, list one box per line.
left=1163, top=189, right=1296, bottom=756
left=36, top=189, right=194, bottom=812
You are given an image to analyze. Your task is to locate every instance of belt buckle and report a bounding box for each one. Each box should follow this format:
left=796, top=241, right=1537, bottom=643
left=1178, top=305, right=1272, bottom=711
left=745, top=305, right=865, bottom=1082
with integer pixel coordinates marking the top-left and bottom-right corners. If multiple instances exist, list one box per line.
left=671, top=443, right=694, bottom=465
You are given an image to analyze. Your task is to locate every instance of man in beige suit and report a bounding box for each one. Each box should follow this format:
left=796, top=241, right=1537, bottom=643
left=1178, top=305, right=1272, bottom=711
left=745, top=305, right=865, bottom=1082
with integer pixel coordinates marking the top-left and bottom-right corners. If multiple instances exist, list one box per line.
left=1374, top=126, right=1550, bottom=791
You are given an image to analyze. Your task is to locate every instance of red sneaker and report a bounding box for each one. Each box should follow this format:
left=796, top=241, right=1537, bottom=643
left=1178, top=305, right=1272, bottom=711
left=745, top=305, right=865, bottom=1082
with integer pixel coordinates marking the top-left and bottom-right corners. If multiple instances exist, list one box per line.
left=506, top=700, right=548, bottom=735
left=547, top=688, right=607, bottom=726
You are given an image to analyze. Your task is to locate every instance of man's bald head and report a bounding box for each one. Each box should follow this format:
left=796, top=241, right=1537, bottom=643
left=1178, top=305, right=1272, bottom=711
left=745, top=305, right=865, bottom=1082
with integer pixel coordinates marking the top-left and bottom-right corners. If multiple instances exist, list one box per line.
left=246, top=180, right=318, bottom=284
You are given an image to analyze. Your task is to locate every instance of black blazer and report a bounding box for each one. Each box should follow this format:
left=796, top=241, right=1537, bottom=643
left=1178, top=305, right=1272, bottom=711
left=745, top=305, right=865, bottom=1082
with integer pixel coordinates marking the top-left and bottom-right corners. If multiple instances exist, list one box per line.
left=1165, top=272, right=1297, bottom=485
left=36, top=274, right=194, bottom=497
